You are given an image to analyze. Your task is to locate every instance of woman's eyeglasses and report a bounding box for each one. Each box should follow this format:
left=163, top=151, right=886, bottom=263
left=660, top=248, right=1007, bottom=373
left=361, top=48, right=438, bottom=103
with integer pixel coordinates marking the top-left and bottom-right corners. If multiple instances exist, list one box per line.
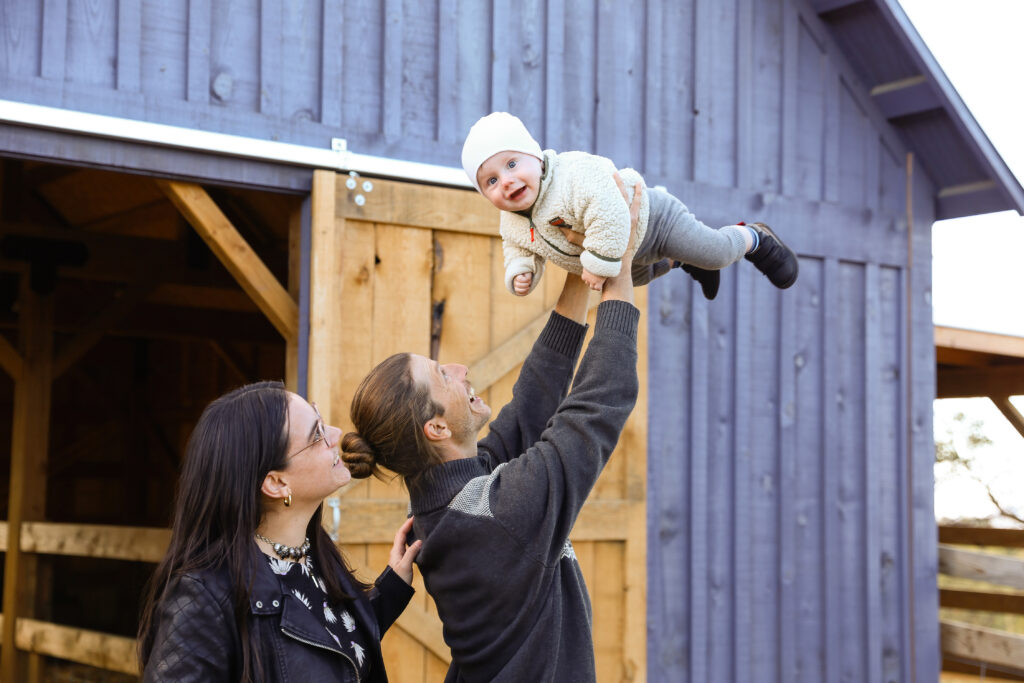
left=288, top=402, right=331, bottom=459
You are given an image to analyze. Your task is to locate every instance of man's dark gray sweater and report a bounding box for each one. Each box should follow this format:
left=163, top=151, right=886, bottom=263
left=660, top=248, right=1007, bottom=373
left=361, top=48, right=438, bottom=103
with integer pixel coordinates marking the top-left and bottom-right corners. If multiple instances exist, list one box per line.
left=409, top=300, right=639, bottom=683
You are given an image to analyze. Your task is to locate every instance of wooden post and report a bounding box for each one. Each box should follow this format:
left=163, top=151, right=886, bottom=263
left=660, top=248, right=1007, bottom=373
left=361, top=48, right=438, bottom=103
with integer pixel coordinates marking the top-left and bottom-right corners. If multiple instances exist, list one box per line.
left=622, top=284, right=648, bottom=682
left=306, top=169, right=346, bottom=425
left=286, top=201, right=303, bottom=392
left=1, top=278, right=55, bottom=683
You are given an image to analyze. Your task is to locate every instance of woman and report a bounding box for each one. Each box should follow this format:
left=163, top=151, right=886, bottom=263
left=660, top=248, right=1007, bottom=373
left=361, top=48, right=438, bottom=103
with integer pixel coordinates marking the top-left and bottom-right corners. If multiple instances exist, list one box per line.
left=138, top=381, right=420, bottom=682
left=340, top=180, right=642, bottom=682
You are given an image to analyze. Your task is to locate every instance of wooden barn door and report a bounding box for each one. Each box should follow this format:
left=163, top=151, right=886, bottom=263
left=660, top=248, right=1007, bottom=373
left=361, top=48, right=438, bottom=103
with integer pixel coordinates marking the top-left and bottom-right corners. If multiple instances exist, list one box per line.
left=306, top=170, right=648, bottom=682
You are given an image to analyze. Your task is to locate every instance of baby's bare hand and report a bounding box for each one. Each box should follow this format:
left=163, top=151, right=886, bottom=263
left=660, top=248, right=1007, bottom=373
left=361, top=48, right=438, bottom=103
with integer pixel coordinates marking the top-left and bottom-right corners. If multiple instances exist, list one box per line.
left=513, top=272, right=533, bottom=296
left=581, top=269, right=606, bottom=291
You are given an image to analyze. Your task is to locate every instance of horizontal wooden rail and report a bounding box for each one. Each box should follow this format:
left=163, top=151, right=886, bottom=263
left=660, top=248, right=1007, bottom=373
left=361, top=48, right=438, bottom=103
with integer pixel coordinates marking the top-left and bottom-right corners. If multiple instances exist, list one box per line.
left=939, top=544, right=1024, bottom=591
left=337, top=176, right=496, bottom=233
left=2, top=617, right=139, bottom=676
left=20, top=522, right=171, bottom=562
left=337, top=498, right=631, bottom=544
left=1, top=499, right=633, bottom=563
left=941, top=588, right=1024, bottom=615
left=941, top=620, right=1024, bottom=675
left=940, top=525, right=1024, bottom=548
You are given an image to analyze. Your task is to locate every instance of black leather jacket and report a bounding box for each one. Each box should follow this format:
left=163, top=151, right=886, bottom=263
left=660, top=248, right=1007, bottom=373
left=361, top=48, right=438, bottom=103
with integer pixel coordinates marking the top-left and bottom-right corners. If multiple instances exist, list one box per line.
left=143, top=560, right=414, bottom=683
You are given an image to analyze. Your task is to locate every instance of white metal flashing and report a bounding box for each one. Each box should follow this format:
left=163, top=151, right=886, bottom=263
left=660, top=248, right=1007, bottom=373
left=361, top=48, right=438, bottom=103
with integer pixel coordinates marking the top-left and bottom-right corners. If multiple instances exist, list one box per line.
left=0, top=99, right=473, bottom=189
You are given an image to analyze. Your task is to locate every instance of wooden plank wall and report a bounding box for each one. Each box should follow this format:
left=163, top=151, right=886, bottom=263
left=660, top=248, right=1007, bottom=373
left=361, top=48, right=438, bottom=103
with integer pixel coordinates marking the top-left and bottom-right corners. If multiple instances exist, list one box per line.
left=307, top=172, right=648, bottom=682
left=645, top=3, right=940, bottom=683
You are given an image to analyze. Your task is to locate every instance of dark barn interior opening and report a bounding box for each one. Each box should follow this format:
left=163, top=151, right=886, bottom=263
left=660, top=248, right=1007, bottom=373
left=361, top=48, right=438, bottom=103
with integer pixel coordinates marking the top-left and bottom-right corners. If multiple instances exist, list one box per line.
left=0, top=157, right=300, bottom=679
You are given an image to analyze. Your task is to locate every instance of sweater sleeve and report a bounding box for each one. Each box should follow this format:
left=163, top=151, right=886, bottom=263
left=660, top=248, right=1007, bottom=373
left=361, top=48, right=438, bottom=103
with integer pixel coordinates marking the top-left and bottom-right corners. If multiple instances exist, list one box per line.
left=565, top=157, right=636, bottom=278
left=369, top=566, right=416, bottom=635
left=143, top=576, right=235, bottom=683
left=502, top=241, right=546, bottom=296
left=485, top=300, right=639, bottom=562
left=501, top=212, right=546, bottom=295
left=476, top=310, right=588, bottom=468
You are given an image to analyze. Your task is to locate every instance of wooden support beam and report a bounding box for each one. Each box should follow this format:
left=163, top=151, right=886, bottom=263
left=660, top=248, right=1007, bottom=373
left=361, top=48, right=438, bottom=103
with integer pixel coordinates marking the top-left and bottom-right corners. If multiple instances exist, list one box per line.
left=157, top=180, right=298, bottom=340
left=940, top=588, right=1024, bottom=615
left=993, top=396, right=1024, bottom=439
left=810, top=0, right=864, bottom=13
left=308, top=169, right=348, bottom=426
left=19, top=523, right=171, bottom=563
left=467, top=309, right=553, bottom=395
left=940, top=525, right=1024, bottom=547
left=937, top=182, right=1008, bottom=221
left=336, top=498, right=630, bottom=544
left=936, top=327, right=1024, bottom=359
left=938, top=180, right=1001, bottom=200
left=0, top=333, right=23, bottom=381
left=15, top=619, right=138, bottom=676
left=937, top=366, right=1024, bottom=399
left=942, top=660, right=1024, bottom=681
left=622, top=285, right=648, bottom=681
left=870, top=75, right=941, bottom=119
left=148, top=283, right=257, bottom=312
left=467, top=298, right=599, bottom=395
left=939, top=544, right=1024, bottom=590
left=336, top=175, right=496, bottom=233
left=390, top=601, right=450, bottom=664
left=0, top=500, right=634, bottom=563
left=936, top=347, right=993, bottom=367
left=53, top=283, right=157, bottom=379
left=208, top=341, right=251, bottom=385
left=347, top=555, right=451, bottom=663
left=0, top=221, right=235, bottom=289
left=941, top=620, right=1024, bottom=675
left=285, top=200, right=303, bottom=392
left=2, top=282, right=55, bottom=683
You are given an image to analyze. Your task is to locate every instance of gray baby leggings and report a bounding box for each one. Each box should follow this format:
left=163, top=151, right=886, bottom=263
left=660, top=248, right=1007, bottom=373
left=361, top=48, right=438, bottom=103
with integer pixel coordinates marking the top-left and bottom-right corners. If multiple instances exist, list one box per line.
left=633, top=187, right=748, bottom=269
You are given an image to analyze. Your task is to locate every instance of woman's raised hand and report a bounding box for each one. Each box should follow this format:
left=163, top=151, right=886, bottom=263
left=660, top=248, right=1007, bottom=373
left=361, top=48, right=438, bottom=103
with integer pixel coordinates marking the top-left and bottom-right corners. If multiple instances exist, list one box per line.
left=388, top=516, right=422, bottom=585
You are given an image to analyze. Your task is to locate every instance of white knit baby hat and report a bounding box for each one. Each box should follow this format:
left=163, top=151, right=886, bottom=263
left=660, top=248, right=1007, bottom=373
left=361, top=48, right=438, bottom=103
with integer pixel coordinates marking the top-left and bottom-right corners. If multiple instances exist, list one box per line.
left=461, top=112, right=543, bottom=192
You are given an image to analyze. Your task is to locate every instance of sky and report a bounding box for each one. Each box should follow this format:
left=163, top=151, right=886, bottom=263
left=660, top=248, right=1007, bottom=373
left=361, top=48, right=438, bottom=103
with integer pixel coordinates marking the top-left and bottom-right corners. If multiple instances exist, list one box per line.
left=895, top=0, right=1024, bottom=524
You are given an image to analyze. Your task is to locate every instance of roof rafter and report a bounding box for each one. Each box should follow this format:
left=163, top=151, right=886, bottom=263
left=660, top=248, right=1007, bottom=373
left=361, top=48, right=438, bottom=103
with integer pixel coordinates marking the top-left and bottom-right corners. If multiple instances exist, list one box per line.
left=810, top=0, right=865, bottom=14
left=870, top=75, right=941, bottom=119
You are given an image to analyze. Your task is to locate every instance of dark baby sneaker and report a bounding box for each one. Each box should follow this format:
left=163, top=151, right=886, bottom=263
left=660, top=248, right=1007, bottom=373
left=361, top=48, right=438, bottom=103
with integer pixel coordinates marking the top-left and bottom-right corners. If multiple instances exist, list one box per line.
left=744, top=222, right=799, bottom=289
left=677, top=262, right=720, bottom=300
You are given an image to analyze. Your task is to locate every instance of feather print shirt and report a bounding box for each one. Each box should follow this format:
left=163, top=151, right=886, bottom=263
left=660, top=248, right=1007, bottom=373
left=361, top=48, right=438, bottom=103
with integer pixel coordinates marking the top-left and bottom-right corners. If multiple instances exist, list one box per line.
left=264, top=553, right=371, bottom=679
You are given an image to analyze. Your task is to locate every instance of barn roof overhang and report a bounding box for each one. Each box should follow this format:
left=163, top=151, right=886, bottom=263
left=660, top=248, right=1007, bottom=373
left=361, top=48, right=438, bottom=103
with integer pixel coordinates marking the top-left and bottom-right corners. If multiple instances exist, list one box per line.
left=935, top=325, right=1024, bottom=437
left=813, top=0, right=1024, bottom=220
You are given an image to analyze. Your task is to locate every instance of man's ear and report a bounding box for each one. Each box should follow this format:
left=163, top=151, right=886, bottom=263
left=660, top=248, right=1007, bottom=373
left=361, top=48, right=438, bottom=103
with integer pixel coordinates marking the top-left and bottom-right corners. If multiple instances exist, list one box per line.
left=423, top=416, right=451, bottom=443
left=261, top=471, right=289, bottom=501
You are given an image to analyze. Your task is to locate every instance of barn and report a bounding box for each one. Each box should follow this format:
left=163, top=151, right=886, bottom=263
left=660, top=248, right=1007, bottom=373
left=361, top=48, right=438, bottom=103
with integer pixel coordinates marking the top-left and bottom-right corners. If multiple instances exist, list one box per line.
left=0, top=0, right=1022, bottom=681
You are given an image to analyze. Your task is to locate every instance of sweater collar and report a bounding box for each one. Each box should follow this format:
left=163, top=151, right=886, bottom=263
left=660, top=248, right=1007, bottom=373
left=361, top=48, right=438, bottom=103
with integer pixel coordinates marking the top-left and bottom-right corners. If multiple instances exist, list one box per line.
left=409, top=456, right=490, bottom=515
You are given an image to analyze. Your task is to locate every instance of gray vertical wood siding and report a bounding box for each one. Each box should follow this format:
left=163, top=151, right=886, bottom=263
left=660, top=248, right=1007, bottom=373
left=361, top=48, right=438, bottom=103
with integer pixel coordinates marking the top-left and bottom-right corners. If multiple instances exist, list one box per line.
left=0, top=0, right=939, bottom=680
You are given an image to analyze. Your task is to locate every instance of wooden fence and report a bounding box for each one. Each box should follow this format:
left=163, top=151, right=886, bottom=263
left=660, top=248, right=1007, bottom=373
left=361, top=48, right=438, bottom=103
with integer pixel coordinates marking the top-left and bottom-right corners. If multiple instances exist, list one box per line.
left=939, top=525, right=1024, bottom=680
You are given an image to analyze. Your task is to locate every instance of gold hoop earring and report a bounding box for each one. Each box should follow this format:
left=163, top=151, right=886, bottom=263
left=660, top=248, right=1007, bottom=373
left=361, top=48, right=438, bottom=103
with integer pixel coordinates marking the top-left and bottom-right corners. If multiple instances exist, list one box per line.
left=284, top=494, right=292, bottom=508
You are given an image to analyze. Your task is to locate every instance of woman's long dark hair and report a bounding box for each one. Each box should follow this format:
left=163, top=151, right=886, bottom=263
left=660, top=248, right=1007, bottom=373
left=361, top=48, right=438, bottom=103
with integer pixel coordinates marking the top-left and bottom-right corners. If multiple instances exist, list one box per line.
left=138, top=381, right=366, bottom=681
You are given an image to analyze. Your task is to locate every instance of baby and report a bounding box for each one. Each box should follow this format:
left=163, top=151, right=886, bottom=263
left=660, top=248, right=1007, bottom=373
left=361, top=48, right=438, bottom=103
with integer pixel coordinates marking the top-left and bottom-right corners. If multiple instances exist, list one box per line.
left=461, top=112, right=799, bottom=298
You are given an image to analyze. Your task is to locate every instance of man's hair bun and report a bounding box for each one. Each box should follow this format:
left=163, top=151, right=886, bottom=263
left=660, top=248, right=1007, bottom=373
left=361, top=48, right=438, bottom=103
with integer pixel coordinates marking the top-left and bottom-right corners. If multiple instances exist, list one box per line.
left=340, top=432, right=376, bottom=479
